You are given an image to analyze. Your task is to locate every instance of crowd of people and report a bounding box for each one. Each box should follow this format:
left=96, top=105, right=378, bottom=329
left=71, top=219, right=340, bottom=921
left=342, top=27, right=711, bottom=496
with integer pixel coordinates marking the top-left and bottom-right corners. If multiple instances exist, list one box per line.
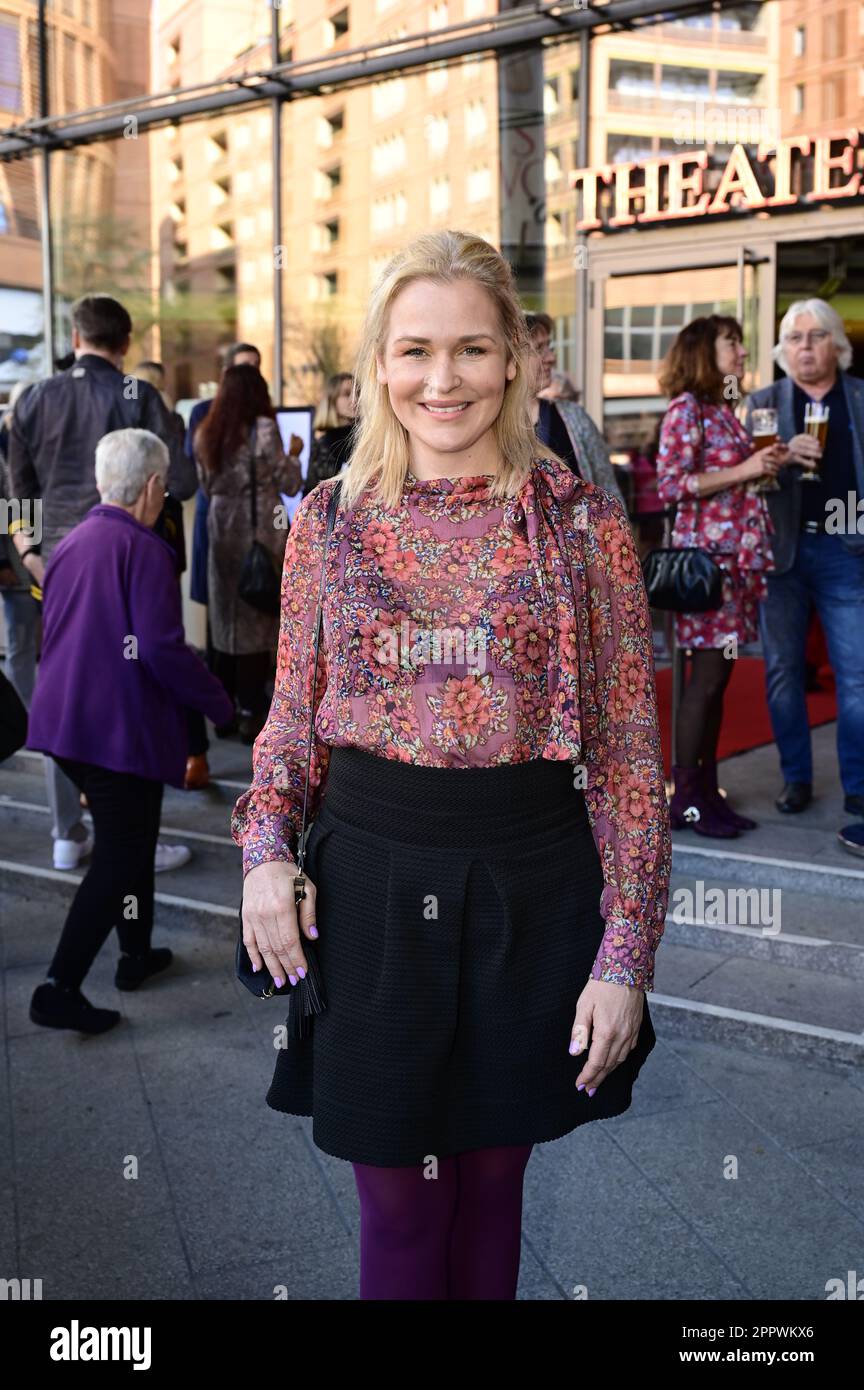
left=0, top=280, right=861, bottom=1038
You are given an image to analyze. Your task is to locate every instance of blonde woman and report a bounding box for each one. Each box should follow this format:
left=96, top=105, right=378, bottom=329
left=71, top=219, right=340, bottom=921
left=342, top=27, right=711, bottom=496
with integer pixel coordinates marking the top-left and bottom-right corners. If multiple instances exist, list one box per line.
left=232, top=231, right=671, bottom=1301
left=302, top=372, right=357, bottom=496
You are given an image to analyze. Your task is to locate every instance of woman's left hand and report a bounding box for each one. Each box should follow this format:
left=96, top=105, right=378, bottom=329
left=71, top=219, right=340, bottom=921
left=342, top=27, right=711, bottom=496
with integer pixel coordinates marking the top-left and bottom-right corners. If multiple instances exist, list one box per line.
left=569, top=979, right=644, bottom=1093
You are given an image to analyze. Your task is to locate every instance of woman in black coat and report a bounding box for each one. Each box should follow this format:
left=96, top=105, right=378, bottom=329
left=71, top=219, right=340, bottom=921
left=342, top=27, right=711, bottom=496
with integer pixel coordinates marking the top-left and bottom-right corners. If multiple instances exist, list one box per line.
left=303, top=373, right=357, bottom=497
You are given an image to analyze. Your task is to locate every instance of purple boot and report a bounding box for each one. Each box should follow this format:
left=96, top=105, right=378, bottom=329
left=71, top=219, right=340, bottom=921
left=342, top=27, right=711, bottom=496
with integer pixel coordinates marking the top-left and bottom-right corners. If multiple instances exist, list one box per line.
left=700, top=759, right=757, bottom=831
left=668, top=765, right=739, bottom=838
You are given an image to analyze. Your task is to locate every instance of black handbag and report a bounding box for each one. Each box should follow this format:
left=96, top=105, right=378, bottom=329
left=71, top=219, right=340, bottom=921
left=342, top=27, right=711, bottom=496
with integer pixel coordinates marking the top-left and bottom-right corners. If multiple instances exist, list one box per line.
left=641, top=399, right=724, bottom=614
left=642, top=546, right=724, bottom=613
left=235, top=478, right=344, bottom=1038
left=238, top=424, right=282, bottom=616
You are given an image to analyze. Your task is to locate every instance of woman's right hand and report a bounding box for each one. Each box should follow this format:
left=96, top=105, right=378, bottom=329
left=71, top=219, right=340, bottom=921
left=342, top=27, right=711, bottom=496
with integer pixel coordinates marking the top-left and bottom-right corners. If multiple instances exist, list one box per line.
left=242, top=858, right=319, bottom=987
left=736, top=443, right=787, bottom=484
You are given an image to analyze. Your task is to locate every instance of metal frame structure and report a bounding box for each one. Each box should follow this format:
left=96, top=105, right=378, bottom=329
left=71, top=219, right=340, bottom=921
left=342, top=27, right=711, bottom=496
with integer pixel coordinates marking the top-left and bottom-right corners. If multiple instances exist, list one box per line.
left=1, top=0, right=754, bottom=395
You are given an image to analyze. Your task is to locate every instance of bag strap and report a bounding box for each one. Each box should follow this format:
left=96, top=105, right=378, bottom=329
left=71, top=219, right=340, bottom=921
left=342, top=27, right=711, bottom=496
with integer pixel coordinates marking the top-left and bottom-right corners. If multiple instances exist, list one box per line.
left=248, top=422, right=258, bottom=534
left=296, top=478, right=343, bottom=874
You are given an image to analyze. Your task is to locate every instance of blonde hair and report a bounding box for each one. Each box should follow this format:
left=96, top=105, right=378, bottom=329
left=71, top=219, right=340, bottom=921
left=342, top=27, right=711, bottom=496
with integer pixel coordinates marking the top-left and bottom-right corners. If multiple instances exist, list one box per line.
left=338, top=230, right=541, bottom=511
left=314, top=372, right=355, bottom=433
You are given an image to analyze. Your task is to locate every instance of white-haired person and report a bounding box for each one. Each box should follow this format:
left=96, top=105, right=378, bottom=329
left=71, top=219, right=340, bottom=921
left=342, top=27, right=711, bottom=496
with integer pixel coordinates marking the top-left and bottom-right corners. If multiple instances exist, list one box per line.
left=24, top=429, right=234, bottom=1035
left=744, top=299, right=864, bottom=819
left=231, top=230, right=672, bottom=1301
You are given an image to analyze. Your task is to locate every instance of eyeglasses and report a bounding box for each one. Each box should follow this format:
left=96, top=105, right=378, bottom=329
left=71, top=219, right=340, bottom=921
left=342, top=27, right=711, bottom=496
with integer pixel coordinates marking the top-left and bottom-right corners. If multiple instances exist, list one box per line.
left=784, top=330, right=830, bottom=347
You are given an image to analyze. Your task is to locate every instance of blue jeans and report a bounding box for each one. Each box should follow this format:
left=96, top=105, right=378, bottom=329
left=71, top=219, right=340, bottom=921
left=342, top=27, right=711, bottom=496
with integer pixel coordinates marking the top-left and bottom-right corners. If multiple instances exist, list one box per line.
left=759, top=533, right=864, bottom=795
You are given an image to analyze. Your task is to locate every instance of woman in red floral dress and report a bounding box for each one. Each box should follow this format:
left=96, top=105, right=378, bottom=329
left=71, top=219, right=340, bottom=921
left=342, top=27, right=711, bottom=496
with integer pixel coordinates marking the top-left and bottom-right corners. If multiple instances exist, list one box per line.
left=657, top=314, right=788, bottom=836
left=232, top=230, right=671, bottom=1301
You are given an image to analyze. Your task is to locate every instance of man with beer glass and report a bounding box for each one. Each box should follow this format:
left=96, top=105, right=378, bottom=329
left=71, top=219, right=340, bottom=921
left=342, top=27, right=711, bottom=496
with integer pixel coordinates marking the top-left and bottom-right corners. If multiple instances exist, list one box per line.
left=745, top=299, right=864, bottom=820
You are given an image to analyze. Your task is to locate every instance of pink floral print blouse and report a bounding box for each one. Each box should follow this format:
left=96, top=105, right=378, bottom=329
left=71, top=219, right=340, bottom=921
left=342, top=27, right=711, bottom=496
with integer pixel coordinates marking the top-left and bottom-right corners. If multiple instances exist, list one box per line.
left=231, top=454, right=672, bottom=992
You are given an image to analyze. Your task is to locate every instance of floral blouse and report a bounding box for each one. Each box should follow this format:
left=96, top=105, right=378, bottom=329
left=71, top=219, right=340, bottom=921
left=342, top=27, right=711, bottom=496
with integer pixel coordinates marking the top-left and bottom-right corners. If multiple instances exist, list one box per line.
left=231, top=455, right=672, bottom=992
left=656, top=393, right=774, bottom=573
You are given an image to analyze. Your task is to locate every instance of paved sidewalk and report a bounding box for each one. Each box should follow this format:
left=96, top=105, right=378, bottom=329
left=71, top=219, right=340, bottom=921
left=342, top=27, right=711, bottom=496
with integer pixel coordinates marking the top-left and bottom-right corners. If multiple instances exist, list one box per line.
left=1, top=726, right=862, bottom=1300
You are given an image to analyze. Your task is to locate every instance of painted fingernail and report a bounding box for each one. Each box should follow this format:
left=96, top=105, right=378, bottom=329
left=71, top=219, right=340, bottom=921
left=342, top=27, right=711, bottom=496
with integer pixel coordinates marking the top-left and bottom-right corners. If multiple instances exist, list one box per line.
left=576, top=1084, right=585, bottom=1092
left=569, top=1039, right=582, bottom=1054
left=289, top=973, right=298, bottom=986
left=252, top=963, right=259, bottom=973
left=296, top=967, right=306, bottom=979
left=309, top=925, right=319, bottom=938
left=587, top=1087, right=597, bottom=1097
left=274, top=977, right=283, bottom=988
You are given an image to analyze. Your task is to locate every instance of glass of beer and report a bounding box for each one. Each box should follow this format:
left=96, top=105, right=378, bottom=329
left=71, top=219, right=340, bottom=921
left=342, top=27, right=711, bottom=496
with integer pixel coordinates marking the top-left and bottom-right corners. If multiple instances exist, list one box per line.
left=801, top=402, right=829, bottom=482
left=749, top=407, right=781, bottom=492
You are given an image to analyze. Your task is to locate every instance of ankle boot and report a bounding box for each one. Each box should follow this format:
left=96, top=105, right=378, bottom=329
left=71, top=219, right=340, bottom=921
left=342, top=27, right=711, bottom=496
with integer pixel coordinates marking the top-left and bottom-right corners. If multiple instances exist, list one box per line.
left=700, top=759, right=757, bottom=831
left=30, top=981, right=120, bottom=1034
left=668, top=765, right=739, bottom=838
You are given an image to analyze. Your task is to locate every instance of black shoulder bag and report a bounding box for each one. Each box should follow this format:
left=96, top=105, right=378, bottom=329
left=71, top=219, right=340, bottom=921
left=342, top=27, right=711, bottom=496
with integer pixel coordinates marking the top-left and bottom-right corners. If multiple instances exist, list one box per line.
left=641, top=400, right=724, bottom=613
left=235, top=478, right=344, bottom=1038
left=238, top=423, right=282, bottom=616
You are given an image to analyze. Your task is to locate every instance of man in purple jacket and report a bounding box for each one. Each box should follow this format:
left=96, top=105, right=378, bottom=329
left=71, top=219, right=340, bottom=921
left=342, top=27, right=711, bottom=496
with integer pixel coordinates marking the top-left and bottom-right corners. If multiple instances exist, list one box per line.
left=25, top=428, right=234, bottom=1034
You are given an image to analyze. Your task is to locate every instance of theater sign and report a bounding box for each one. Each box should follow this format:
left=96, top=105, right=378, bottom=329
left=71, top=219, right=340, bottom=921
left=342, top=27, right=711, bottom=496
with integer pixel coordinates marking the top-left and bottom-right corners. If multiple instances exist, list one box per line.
left=571, top=129, right=863, bottom=231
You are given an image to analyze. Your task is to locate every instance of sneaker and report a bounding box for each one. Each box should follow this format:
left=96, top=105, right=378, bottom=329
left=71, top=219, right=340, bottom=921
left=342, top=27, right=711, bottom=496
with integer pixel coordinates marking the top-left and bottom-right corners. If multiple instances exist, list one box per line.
left=53, top=834, right=94, bottom=871
left=115, top=947, right=174, bottom=992
left=30, top=981, right=120, bottom=1034
left=154, top=841, right=191, bottom=873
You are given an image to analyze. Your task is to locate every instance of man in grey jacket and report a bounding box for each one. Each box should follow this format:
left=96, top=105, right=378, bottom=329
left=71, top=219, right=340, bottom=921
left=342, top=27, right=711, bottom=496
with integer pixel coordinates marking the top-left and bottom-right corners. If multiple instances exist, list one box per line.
left=744, top=299, right=864, bottom=820
left=7, top=293, right=197, bottom=868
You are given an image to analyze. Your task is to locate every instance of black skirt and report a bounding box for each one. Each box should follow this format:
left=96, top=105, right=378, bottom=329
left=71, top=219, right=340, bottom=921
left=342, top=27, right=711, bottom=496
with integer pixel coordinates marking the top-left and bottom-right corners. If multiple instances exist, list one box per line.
left=266, top=745, right=657, bottom=1166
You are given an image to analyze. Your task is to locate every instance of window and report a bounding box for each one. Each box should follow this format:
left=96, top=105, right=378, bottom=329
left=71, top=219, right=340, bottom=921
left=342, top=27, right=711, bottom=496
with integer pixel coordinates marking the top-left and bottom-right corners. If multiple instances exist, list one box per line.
left=792, top=83, right=804, bottom=117
left=318, top=108, right=345, bottom=146
left=372, top=77, right=406, bottom=118
left=605, top=134, right=652, bottom=164
left=543, top=77, right=559, bottom=116
left=372, top=132, right=406, bottom=176
left=545, top=147, right=563, bottom=183
left=0, top=20, right=22, bottom=111
left=315, top=164, right=342, bottom=199
left=465, top=99, right=487, bottom=143
left=821, top=75, right=844, bottom=121
left=371, top=192, right=407, bottom=235
left=430, top=175, right=450, bottom=217
left=312, top=221, right=340, bottom=252
left=608, top=60, right=655, bottom=98
left=427, top=64, right=448, bottom=94
left=715, top=70, right=763, bottom=104
left=569, top=68, right=580, bottom=104
left=822, top=12, right=846, bottom=61
left=658, top=66, right=710, bottom=101
left=466, top=165, right=491, bottom=203
left=325, top=7, right=349, bottom=46
left=793, top=25, right=805, bottom=57
left=426, top=113, right=449, bottom=156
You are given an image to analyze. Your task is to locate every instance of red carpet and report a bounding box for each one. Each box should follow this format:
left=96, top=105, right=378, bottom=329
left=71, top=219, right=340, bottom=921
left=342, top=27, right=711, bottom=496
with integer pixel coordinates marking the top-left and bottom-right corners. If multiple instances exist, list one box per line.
left=654, top=656, right=837, bottom=777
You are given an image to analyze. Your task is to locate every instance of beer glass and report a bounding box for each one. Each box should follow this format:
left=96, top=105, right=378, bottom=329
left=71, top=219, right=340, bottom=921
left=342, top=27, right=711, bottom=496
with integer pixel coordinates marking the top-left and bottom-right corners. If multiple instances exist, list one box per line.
left=801, top=402, right=829, bottom=482
left=749, top=407, right=780, bottom=493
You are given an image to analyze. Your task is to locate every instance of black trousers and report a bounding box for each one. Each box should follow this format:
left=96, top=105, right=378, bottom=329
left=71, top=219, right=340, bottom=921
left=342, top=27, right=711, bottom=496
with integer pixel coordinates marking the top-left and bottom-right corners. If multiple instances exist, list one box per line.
left=49, top=757, right=164, bottom=989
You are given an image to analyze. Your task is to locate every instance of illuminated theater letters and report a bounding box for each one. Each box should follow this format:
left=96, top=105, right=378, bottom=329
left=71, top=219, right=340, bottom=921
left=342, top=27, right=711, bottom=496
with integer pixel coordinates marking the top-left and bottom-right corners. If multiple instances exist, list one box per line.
left=570, top=129, right=863, bottom=231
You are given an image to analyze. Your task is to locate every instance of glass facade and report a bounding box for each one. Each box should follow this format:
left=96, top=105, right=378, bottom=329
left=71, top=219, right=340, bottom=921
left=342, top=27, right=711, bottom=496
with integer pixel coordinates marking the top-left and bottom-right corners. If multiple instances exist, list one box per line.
left=0, top=0, right=863, bottom=453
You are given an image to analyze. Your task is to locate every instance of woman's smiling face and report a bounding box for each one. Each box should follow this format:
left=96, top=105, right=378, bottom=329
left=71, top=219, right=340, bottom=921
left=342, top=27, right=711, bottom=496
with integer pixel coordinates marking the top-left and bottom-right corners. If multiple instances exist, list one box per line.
left=376, top=277, right=517, bottom=471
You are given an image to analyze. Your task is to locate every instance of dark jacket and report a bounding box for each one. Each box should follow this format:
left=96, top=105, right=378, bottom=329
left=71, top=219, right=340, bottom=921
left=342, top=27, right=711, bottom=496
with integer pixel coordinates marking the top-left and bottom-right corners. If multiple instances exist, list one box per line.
left=25, top=505, right=234, bottom=786
left=7, top=353, right=198, bottom=564
left=303, top=424, right=355, bottom=497
left=744, top=372, right=864, bottom=574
